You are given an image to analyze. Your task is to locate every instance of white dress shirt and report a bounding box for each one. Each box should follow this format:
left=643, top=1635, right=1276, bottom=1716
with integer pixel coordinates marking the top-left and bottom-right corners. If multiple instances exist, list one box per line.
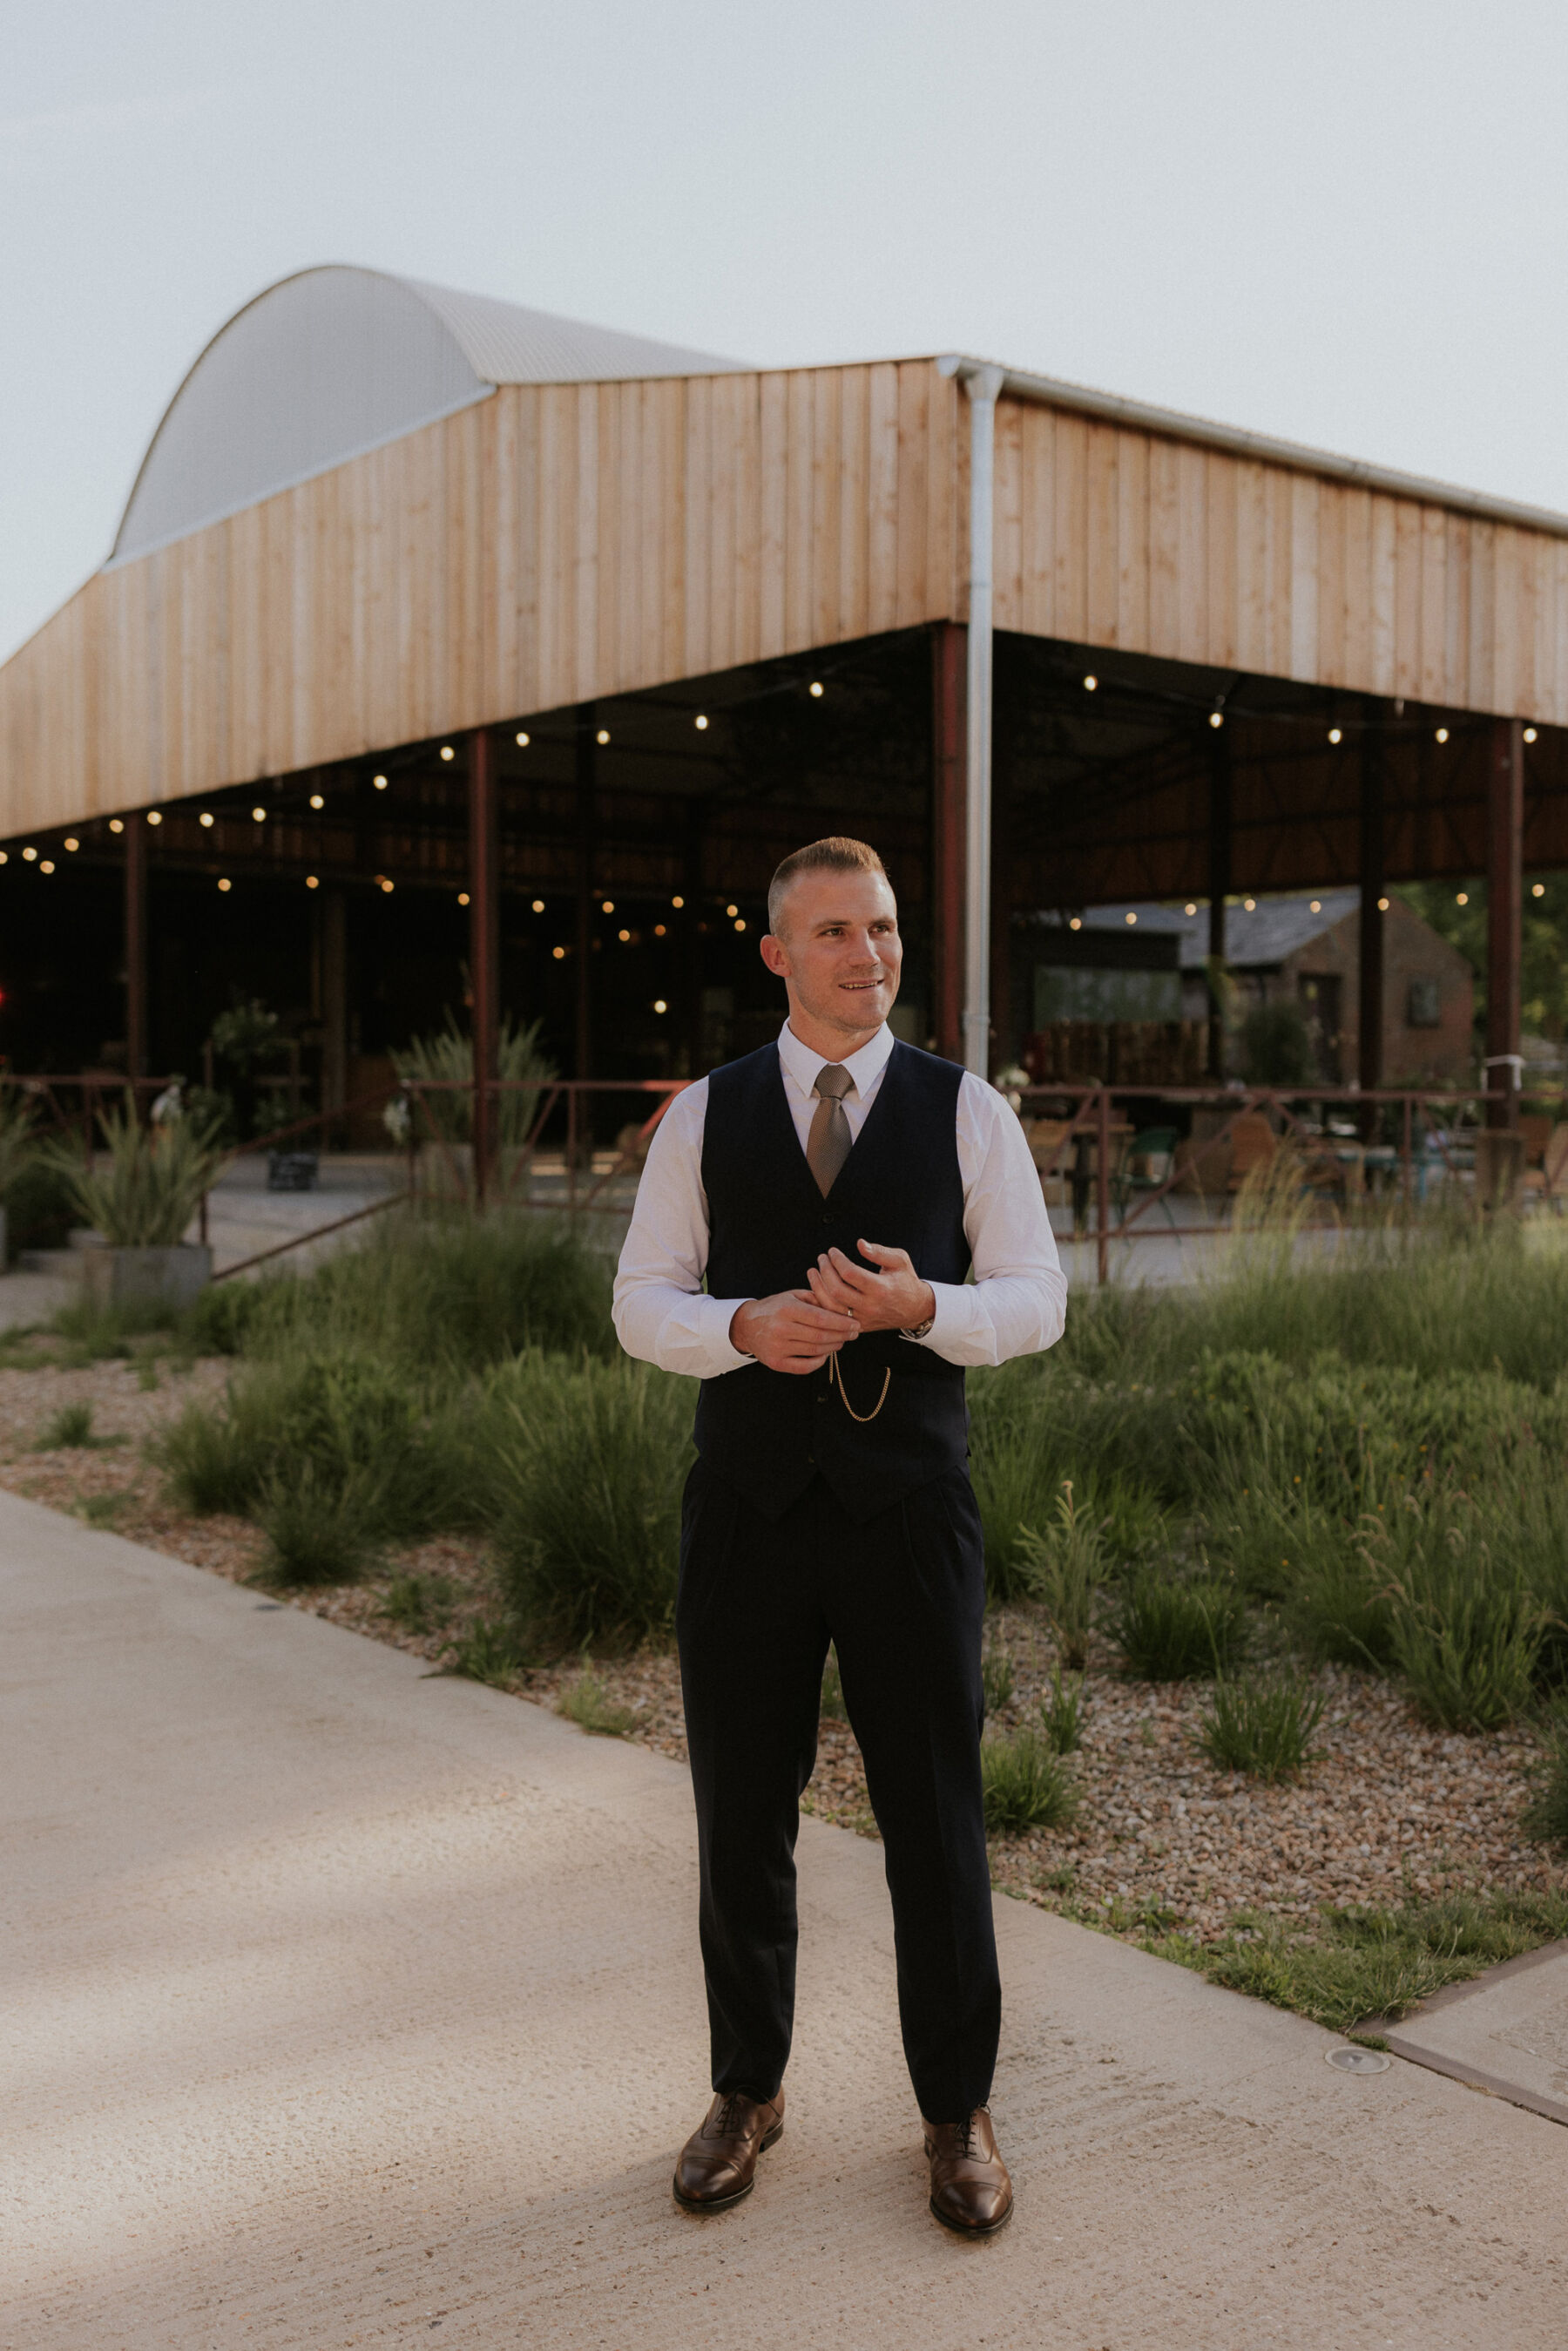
left=612, top=1020, right=1067, bottom=1379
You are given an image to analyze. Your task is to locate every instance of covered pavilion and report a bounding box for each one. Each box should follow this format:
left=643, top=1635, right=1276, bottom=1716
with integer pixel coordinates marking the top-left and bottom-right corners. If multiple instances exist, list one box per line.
left=2, top=263, right=1565, bottom=1133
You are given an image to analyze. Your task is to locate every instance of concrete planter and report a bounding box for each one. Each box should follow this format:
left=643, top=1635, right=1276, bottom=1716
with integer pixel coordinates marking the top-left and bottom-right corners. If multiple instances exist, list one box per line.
left=81, top=1243, right=213, bottom=1314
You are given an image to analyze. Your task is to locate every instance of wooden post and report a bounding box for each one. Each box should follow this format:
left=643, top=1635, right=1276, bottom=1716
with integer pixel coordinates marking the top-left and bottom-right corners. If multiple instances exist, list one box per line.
left=1206, top=726, right=1230, bottom=1079
left=574, top=706, right=597, bottom=1084
left=467, top=727, right=500, bottom=1203
left=1486, top=715, right=1524, bottom=1129
left=1358, top=703, right=1385, bottom=1107
left=683, top=800, right=705, bottom=1076
left=125, top=814, right=149, bottom=1086
left=930, top=621, right=966, bottom=1060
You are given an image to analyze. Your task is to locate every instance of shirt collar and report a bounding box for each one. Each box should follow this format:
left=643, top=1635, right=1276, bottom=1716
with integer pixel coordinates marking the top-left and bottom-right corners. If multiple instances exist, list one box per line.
left=777, top=1018, right=895, bottom=1101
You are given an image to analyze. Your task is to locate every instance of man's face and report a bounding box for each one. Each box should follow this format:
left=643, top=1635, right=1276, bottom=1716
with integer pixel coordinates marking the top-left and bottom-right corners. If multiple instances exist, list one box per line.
left=760, top=867, right=902, bottom=1038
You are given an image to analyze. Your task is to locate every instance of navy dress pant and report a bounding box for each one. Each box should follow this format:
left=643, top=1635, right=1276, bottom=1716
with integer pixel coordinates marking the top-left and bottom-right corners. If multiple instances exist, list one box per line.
left=675, top=1456, right=1000, bottom=2124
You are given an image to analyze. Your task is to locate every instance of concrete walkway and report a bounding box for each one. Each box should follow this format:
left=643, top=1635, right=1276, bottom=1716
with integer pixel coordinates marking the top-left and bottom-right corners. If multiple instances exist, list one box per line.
left=4, top=1494, right=1565, bottom=2350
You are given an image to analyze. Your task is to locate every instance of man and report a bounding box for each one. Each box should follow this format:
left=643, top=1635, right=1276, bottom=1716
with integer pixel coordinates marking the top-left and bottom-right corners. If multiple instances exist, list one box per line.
left=613, top=836, right=1065, bottom=2236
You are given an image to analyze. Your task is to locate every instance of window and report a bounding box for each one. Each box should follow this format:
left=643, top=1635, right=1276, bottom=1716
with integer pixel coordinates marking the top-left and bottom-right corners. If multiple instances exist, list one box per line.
left=1408, top=979, right=1441, bottom=1028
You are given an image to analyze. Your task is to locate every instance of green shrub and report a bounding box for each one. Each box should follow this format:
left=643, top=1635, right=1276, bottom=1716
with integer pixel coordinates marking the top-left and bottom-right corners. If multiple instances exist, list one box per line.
left=1114, top=1571, right=1248, bottom=1681
left=489, top=1355, right=693, bottom=1651
left=1016, top=1480, right=1108, bottom=1669
left=820, top=1646, right=847, bottom=1720
left=981, top=1728, right=1079, bottom=1833
left=184, top=1278, right=267, bottom=1356
left=1388, top=1553, right=1544, bottom=1732
left=1040, top=1668, right=1084, bottom=1754
left=1522, top=1712, right=1568, bottom=1851
left=1198, top=1673, right=1326, bottom=1782
left=439, top=1620, right=525, bottom=1686
left=393, top=1013, right=555, bottom=1146
left=42, top=1099, right=225, bottom=1249
left=558, top=1670, right=637, bottom=1737
left=255, top=1464, right=382, bottom=1586
left=37, top=1400, right=98, bottom=1449
left=379, top=1571, right=456, bottom=1633
left=982, top=1633, right=1015, bottom=1713
left=2, top=1153, right=77, bottom=1260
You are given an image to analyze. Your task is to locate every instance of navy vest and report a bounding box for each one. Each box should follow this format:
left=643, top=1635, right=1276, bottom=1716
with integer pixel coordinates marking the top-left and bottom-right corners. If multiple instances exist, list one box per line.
left=693, top=1039, right=971, bottom=1524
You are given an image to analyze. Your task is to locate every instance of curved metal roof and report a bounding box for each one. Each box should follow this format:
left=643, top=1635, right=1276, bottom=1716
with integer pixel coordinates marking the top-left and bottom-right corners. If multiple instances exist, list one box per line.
left=112, top=265, right=746, bottom=563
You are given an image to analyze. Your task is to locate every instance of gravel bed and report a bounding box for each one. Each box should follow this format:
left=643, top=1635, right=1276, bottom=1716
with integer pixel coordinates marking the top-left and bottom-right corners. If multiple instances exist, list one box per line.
left=0, top=1343, right=1558, bottom=1946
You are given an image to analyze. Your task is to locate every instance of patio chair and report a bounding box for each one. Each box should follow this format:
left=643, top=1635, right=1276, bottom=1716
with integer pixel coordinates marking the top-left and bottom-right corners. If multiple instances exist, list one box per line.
left=1112, top=1125, right=1181, bottom=1232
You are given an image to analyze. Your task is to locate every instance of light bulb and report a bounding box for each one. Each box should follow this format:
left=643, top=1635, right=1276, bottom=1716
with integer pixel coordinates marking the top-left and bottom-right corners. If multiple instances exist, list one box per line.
left=602, top=899, right=614, bottom=913
left=1209, top=712, right=1224, bottom=729
left=1069, top=917, right=1082, bottom=932
left=1524, top=727, right=1538, bottom=744
left=734, top=918, right=747, bottom=932
left=252, top=807, right=268, bottom=822
left=808, top=681, right=823, bottom=698
left=1456, top=891, right=1469, bottom=905
left=22, top=847, right=36, bottom=861
left=618, top=928, right=631, bottom=942
left=597, top=728, right=611, bottom=745
left=1185, top=903, right=1197, bottom=916
left=516, top=730, right=531, bottom=748
left=306, top=875, right=319, bottom=890
left=146, top=810, right=162, bottom=825
left=695, top=714, right=709, bottom=730
left=531, top=898, right=544, bottom=913
left=1328, top=728, right=1342, bottom=745
left=1310, top=899, right=1321, bottom=913
left=64, top=837, right=78, bottom=852
left=1084, top=674, right=1098, bottom=693
left=672, top=894, right=685, bottom=909
left=1243, top=897, right=1256, bottom=911
left=654, top=923, right=666, bottom=937
left=439, top=745, right=455, bottom=762
left=109, top=819, right=124, bottom=834
left=39, top=859, right=54, bottom=873
left=1435, top=728, right=1449, bottom=744
left=1532, top=881, right=1546, bottom=897
left=653, top=999, right=667, bottom=1014
left=0, top=851, right=6, bottom=864
left=458, top=891, right=470, bottom=905
left=382, top=878, right=395, bottom=894
left=199, top=811, right=214, bottom=828
left=1377, top=896, right=1389, bottom=911
left=373, top=774, right=388, bottom=790
left=309, top=794, right=324, bottom=810
left=218, top=877, right=231, bottom=892
left=726, top=904, right=738, bottom=917
left=552, top=945, right=566, bottom=959
left=1125, top=911, right=1138, bottom=925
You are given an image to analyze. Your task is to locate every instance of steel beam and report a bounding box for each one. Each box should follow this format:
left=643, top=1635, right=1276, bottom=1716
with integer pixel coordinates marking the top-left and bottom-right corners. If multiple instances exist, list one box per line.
left=929, top=620, right=966, bottom=1060
left=467, top=728, right=500, bottom=1199
left=1486, top=716, right=1524, bottom=1128
left=1358, top=705, right=1385, bottom=1099
left=125, top=814, right=149, bottom=1083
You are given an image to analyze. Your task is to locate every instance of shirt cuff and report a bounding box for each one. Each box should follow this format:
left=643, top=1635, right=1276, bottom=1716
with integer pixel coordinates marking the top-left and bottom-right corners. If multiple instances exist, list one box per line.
left=900, top=1279, right=973, bottom=1351
left=703, top=1296, right=757, bottom=1374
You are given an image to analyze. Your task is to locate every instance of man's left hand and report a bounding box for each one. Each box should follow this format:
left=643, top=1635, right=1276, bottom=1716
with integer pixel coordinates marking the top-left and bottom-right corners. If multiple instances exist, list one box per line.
left=806, top=1242, right=936, bottom=1334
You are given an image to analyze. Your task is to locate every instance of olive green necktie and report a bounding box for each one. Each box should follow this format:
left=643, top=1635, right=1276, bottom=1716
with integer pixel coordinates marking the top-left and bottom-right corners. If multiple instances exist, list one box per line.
left=807, top=1064, right=855, bottom=1196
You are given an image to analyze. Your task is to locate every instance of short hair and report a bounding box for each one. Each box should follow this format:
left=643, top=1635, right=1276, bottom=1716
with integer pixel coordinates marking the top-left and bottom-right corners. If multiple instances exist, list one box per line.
left=767, top=837, right=889, bottom=934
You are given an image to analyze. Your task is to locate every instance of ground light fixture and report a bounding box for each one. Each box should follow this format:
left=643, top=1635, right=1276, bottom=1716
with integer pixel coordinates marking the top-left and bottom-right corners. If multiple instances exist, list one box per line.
left=0, top=850, right=7, bottom=864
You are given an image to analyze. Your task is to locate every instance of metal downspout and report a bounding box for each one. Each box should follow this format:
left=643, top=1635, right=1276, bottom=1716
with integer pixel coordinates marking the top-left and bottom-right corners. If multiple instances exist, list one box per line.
left=952, top=362, right=1004, bottom=1077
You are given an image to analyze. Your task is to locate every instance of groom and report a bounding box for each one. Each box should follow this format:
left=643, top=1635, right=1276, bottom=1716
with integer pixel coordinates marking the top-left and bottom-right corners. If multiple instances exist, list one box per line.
left=612, top=835, right=1064, bottom=2235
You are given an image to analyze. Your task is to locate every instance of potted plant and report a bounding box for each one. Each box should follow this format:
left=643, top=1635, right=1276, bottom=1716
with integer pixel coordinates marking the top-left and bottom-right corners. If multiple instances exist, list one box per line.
left=44, top=1096, right=225, bottom=1311
left=392, top=1013, right=554, bottom=1199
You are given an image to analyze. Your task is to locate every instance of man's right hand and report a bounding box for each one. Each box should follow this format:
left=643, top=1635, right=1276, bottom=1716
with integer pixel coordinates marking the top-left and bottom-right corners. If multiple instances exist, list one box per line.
left=730, top=1290, right=858, bottom=1375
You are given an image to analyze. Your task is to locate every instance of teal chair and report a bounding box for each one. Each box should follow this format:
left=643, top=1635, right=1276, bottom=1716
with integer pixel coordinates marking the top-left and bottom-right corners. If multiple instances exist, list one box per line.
left=1112, top=1126, right=1182, bottom=1233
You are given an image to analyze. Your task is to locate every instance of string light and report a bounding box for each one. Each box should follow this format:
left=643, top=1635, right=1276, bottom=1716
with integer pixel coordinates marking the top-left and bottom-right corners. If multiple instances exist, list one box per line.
left=1125, top=911, right=1138, bottom=925
left=1209, top=712, right=1224, bottom=729
left=618, top=928, right=631, bottom=942
left=199, top=811, right=214, bottom=828
left=734, top=918, right=747, bottom=932
left=1456, top=891, right=1469, bottom=905
left=252, top=807, right=267, bottom=822
left=109, top=819, right=124, bottom=834
left=1069, top=916, right=1082, bottom=931
left=1310, top=899, right=1321, bottom=913
left=309, top=793, right=324, bottom=810
left=1243, top=897, right=1256, bottom=911
left=1184, top=901, right=1198, bottom=915
left=439, top=745, right=455, bottom=762
left=305, top=875, right=319, bottom=890
left=63, top=837, right=78, bottom=852
left=381, top=878, right=395, bottom=894
left=552, top=945, right=566, bottom=959
left=218, top=877, right=231, bottom=892
left=1083, top=674, right=1098, bottom=693
left=602, top=899, right=614, bottom=913
left=695, top=714, right=709, bottom=730
left=146, top=810, right=162, bottom=825
left=808, top=681, right=824, bottom=698
left=596, top=728, right=611, bottom=745
left=726, top=903, right=738, bottom=917
left=1533, top=881, right=1546, bottom=898
left=672, top=894, right=685, bottom=909
left=39, top=860, right=54, bottom=874
left=1524, top=728, right=1538, bottom=744
left=516, top=730, right=531, bottom=748
left=531, top=898, right=544, bottom=913
left=1328, top=728, right=1342, bottom=745
left=0, top=851, right=6, bottom=865
left=1435, top=727, right=1449, bottom=744
left=22, top=847, right=36, bottom=861
left=458, top=891, right=470, bottom=906
left=1378, top=896, right=1389, bottom=911
left=373, top=774, right=388, bottom=790
left=652, top=999, right=668, bottom=1014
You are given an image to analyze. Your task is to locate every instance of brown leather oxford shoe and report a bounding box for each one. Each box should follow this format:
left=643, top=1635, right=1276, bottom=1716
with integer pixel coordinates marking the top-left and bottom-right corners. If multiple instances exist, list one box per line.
left=672, top=2088, right=786, bottom=2212
left=922, top=2105, right=1014, bottom=2236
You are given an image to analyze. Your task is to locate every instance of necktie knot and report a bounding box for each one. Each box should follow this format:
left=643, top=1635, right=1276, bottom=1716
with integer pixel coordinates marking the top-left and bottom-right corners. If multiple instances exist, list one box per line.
left=814, top=1064, right=854, bottom=1103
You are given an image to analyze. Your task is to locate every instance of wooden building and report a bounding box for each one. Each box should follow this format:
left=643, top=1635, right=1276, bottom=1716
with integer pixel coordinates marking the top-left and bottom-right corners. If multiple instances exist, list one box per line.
left=1, top=264, right=1562, bottom=1120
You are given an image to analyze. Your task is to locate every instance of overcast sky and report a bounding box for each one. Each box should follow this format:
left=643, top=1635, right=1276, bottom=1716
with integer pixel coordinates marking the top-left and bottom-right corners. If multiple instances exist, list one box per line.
left=4, top=0, right=1568, bottom=661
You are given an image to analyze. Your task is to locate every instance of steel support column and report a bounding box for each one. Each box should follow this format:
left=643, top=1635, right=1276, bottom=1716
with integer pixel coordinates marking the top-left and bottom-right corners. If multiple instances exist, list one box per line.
left=467, top=727, right=500, bottom=1200
left=1486, top=715, right=1524, bottom=1129
left=929, top=620, right=966, bottom=1060
left=961, top=364, right=1004, bottom=1077
left=125, top=814, right=149, bottom=1084
left=1358, top=704, right=1385, bottom=1102
left=1206, top=726, right=1231, bottom=1080
left=574, top=708, right=597, bottom=1083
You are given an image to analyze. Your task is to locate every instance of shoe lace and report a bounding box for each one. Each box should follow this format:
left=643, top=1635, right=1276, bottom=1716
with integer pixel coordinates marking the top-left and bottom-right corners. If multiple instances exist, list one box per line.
left=954, top=2107, right=984, bottom=2158
left=713, top=2093, right=751, bottom=2137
